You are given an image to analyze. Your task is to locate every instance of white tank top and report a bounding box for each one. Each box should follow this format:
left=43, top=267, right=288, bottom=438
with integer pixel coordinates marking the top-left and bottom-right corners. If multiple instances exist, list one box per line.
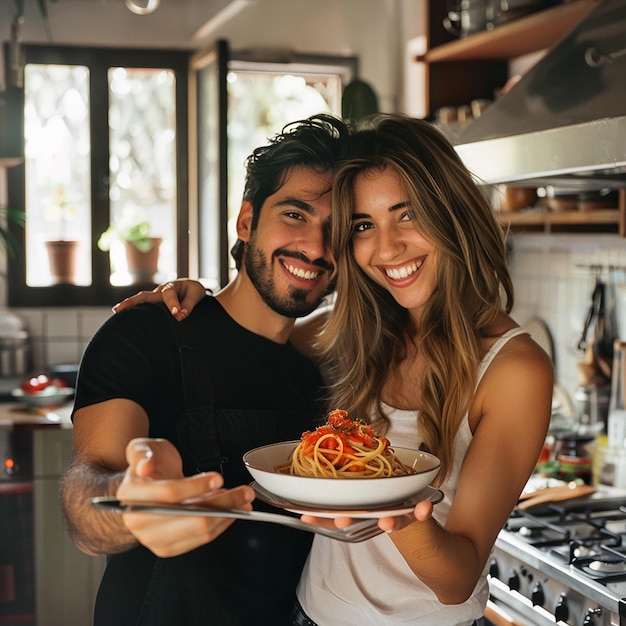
left=297, top=328, right=528, bottom=625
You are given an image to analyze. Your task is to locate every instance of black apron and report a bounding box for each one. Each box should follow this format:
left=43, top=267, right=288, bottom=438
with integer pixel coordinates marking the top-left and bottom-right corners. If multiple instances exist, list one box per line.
left=132, top=314, right=314, bottom=626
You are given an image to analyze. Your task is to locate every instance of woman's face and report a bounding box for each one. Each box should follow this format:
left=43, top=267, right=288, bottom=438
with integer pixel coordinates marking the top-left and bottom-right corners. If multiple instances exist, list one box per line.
left=351, top=167, right=438, bottom=318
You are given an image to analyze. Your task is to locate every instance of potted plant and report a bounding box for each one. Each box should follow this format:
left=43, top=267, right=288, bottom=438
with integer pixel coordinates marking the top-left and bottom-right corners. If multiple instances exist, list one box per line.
left=97, top=213, right=162, bottom=284
left=43, top=184, right=80, bottom=284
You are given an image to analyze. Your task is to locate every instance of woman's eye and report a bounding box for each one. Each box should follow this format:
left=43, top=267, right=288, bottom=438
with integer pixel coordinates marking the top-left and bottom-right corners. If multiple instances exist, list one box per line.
left=400, top=211, right=411, bottom=222
left=353, top=222, right=371, bottom=233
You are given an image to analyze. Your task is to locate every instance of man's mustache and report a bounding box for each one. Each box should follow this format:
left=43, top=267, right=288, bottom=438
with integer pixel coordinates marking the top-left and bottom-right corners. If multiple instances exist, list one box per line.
left=274, top=248, right=334, bottom=273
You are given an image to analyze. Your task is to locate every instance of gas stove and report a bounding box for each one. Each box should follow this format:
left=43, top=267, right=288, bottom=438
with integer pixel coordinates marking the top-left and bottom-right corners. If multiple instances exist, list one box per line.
left=489, top=489, right=626, bottom=626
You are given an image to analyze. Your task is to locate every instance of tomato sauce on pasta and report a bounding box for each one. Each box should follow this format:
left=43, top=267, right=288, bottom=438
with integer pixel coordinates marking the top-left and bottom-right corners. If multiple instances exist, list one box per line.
left=276, top=409, right=417, bottom=478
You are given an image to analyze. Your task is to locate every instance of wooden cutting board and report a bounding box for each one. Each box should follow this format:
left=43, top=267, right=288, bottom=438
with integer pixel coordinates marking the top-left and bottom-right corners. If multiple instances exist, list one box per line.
left=517, top=484, right=596, bottom=510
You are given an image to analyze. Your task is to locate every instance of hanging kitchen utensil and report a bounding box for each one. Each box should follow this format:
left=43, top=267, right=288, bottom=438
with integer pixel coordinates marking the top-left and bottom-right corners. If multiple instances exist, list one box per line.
left=594, top=271, right=617, bottom=380
left=577, top=269, right=604, bottom=352
left=576, top=268, right=613, bottom=387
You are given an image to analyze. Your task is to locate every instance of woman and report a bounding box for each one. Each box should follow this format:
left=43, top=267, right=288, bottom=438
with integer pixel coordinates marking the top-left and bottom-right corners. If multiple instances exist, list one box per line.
left=118, top=114, right=553, bottom=625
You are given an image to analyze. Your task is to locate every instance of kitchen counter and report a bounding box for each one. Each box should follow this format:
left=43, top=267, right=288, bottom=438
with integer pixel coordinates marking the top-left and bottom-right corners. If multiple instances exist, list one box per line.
left=0, top=400, right=73, bottom=429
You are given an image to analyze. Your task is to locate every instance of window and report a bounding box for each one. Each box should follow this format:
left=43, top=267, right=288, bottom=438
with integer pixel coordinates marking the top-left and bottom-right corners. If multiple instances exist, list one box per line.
left=7, top=45, right=189, bottom=307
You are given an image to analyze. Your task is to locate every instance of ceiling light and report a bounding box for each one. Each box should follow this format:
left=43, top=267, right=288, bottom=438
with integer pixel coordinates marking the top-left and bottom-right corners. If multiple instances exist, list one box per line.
left=125, top=0, right=161, bottom=16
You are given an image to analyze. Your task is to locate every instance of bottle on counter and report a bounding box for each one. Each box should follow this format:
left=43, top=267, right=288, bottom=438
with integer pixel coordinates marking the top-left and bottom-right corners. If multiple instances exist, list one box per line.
left=608, top=340, right=626, bottom=449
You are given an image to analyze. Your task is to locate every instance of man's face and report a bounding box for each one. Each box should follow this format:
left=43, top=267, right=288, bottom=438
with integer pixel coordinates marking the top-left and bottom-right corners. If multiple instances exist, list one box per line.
left=239, top=165, right=335, bottom=318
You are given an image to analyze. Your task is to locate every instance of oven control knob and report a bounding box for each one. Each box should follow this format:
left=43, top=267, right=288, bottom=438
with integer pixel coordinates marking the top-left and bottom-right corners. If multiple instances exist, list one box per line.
left=554, top=593, right=569, bottom=622
left=531, top=582, right=545, bottom=607
left=507, top=570, right=520, bottom=592
left=489, top=559, right=499, bottom=579
left=583, top=607, right=602, bottom=625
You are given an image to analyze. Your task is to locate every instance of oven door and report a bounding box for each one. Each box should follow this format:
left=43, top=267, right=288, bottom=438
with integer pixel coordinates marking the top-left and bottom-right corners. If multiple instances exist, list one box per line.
left=0, top=483, right=35, bottom=624
left=487, top=577, right=559, bottom=626
left=485, top=599, right=527, bottom=626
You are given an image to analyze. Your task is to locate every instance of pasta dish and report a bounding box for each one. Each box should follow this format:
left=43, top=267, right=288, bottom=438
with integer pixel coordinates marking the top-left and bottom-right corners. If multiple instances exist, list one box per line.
left=277, top=409, right=417, bottom=479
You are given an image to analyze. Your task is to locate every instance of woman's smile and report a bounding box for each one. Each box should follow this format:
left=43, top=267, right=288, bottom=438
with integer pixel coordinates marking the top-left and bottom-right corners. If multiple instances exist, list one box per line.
left=379, top=255, right=426, bottom=282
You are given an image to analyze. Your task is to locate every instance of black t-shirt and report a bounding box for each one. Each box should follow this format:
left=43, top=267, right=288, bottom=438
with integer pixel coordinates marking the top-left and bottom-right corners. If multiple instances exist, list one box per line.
left=74, top=297, right=326, bottom=626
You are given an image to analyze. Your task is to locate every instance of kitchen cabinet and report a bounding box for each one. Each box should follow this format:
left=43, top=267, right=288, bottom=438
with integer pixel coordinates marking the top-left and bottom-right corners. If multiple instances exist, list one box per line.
left=419, top=0, right=598, bottom=112
left=418, top=0, right=626, bottom=236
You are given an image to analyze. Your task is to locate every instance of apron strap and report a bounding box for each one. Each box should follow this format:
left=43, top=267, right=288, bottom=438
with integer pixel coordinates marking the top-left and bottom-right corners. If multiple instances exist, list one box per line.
left=160, top=304, right=224, bottom=473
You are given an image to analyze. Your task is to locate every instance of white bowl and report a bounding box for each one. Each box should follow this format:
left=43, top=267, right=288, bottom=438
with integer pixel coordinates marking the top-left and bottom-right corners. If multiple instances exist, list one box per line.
left=243, top=441, right=440, bottom=508
left=11, top=387, right=75, bottom=408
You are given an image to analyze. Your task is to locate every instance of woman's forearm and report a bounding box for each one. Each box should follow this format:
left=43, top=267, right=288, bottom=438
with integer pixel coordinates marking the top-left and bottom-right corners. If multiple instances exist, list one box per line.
left=390, top=519, right=485, bottom=605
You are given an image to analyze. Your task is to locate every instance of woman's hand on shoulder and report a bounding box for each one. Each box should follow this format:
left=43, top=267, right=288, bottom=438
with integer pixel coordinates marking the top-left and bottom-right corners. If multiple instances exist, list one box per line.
left=113, top=279, right=207, bottom=321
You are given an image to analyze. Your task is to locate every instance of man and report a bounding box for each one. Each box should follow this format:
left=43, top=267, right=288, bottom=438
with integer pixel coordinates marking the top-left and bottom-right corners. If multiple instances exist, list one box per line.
left=61, top=114, right=351, bottom=626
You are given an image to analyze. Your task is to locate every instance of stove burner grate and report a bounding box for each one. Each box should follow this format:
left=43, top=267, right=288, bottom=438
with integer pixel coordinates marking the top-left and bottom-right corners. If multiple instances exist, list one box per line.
left=508, top=502, right=626, bottom=586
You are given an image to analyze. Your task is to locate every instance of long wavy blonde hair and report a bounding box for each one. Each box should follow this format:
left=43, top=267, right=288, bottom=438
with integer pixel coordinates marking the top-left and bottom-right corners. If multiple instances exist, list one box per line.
left=317, top=114, right=513, bottom=483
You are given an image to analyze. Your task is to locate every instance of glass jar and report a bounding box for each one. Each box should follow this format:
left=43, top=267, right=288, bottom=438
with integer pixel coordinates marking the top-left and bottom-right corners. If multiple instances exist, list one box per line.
left=554, top=432, right=595, bottom=484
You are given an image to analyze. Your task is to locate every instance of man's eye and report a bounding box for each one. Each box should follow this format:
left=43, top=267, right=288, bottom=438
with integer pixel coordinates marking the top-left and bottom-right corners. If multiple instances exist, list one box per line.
left=285, top=211, right=304, bottom=220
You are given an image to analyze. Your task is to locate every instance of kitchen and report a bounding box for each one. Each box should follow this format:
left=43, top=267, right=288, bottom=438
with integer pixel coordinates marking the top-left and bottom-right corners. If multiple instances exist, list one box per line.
left=1, top=0, right=626, bottom=625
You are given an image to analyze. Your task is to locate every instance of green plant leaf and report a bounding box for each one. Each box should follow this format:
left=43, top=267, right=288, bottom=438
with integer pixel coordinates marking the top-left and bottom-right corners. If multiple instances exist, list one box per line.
left=0, top=206, right=25, bottom=258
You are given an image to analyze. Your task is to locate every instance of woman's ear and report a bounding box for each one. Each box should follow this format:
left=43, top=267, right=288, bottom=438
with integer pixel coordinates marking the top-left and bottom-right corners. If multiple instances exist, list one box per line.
left=236, top=201, right=254, bottom=242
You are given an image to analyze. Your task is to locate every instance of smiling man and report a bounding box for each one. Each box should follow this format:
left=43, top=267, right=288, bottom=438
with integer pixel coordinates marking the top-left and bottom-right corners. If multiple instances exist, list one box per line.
left=60, top=115, right=351, bottom=626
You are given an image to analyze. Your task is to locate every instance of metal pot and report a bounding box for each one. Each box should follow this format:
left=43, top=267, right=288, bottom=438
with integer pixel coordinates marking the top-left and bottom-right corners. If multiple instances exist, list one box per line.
left=575, top=383, right=610, bottom=428
left=0, top=310, right=31, bottom=378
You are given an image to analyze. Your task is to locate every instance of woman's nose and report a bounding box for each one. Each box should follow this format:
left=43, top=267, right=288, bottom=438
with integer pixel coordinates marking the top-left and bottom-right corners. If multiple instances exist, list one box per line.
left=376, top=226, right=403, bottom=261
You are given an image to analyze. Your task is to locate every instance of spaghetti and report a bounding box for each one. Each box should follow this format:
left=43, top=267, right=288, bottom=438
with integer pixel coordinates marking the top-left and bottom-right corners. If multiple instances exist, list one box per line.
left=277, top=409, right=417, bottom=478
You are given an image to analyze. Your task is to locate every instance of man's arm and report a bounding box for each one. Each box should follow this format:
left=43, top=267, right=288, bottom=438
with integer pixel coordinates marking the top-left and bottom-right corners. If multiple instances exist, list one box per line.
left=61, top=399, right=152, bottom=555
left=61, top=398, right=255, bottom=558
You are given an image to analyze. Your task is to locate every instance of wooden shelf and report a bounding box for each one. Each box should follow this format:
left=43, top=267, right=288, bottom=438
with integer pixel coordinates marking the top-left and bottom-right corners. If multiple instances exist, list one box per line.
left=421, top=0, right=598, bottom=62
left=499, top=209, right=620, bottom=227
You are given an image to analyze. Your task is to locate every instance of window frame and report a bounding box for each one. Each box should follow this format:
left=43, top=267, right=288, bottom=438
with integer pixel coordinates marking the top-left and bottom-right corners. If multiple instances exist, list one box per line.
left=6, top=44, right=190, bottom=307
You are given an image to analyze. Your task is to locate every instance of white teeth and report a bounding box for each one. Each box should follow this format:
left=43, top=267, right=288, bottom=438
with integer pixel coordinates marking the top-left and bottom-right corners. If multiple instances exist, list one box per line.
left=385, top=261, right=421, bottom=280
left=284, top=263, right=319, bottom=281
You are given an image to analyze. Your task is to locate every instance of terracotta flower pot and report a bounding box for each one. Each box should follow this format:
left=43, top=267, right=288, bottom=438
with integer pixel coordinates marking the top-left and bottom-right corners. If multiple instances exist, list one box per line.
left=45, top=240, right=79, bottom=284
left=124, top=237, right=162, bottom=284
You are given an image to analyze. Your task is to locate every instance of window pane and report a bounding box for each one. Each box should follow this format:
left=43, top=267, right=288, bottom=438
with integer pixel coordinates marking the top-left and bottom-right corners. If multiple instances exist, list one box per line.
left=107, top=67, right=177, bottom=286
left=24, top=64, right=91, bottom=286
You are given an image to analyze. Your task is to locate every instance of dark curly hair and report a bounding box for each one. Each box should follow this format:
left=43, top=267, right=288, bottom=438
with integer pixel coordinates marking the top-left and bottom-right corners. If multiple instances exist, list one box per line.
left=230, top=114, right=352, bottom=268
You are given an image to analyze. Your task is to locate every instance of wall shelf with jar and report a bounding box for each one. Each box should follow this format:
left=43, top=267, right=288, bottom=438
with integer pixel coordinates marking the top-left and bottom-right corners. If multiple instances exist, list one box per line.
left=417, top=0, right=599, bottom=114
left=496, top=189, right=626, bottom=236
left=420, top=1, right=598, bottom=64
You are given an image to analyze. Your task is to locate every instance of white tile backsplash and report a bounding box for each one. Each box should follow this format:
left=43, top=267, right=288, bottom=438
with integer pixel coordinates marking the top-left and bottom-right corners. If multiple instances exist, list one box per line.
left=509, top=233, right=626, bottom=407
left=10, top=306, right=112, bottom=373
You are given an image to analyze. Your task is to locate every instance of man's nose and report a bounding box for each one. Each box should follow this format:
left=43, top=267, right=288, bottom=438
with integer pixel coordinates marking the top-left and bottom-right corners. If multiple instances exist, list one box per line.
left=299, top=225, right=329, bottom=263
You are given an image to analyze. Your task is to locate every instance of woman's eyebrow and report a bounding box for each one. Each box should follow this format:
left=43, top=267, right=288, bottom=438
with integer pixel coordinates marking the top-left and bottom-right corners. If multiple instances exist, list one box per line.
left=351, top=201, right=411, bottom=220
left=390, top=201, right=411, bottom=212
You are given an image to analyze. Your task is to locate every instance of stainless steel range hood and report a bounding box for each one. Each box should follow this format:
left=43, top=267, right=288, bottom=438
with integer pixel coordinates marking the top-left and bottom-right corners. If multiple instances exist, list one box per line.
left=454, top=0, right=626, bottom=190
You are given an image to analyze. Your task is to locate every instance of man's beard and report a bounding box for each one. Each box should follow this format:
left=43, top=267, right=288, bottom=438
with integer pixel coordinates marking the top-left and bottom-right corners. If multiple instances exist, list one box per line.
left=243, top=238, right=332, bottom=318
